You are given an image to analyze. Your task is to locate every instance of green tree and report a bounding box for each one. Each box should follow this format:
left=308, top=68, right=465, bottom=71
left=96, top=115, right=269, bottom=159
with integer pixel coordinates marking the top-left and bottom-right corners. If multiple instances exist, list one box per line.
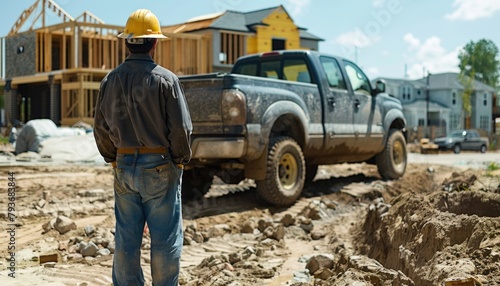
left=458, top=39, right=500, bottom=128
left=458, top=39, right=500, bottom=89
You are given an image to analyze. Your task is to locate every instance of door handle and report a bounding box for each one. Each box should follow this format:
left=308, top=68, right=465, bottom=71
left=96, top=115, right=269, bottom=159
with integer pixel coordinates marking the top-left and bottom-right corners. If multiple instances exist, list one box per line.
left=354, top=99, right=360, bottom=110
left=327, top=98, right=336, bottom=108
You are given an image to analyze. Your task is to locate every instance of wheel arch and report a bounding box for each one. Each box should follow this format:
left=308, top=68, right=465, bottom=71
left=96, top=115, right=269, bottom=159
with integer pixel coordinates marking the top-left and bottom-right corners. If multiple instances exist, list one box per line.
left=261, top=101, right=309, bottom=149
left=245, top=101, right=309, bottom=180
left=384, top=109, right=407, bottom=142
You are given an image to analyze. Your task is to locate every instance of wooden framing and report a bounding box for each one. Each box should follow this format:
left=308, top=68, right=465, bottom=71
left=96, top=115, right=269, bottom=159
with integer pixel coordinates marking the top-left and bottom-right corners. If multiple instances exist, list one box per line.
left=4, top=11, right=213, bottom=125
left=220, top=31, right=245, bottom=65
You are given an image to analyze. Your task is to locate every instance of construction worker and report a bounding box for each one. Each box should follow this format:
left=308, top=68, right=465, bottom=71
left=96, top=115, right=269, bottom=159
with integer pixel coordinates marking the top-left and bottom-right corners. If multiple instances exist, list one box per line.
left=94, top=8, right=192, bottom=286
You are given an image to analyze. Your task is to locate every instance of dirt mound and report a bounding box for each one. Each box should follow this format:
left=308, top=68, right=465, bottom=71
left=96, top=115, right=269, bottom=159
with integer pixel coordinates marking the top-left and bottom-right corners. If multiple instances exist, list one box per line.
left=355, top=172, right=500, bottom=286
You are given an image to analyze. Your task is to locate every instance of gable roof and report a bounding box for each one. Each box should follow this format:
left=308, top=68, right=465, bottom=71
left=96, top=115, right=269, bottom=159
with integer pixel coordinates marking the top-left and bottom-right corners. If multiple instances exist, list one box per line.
left=377, top=73, right=496, bottom=92
left=162, top=5, right=323, bottom=40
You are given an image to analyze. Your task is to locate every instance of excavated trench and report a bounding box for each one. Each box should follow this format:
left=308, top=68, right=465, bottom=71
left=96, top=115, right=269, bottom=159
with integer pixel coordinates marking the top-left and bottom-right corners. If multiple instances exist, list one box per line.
left=355, top=182, right=500, bottom=286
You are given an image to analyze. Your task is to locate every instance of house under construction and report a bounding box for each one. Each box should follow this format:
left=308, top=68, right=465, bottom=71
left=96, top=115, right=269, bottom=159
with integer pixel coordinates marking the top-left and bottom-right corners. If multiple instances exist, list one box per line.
left=0, top=1, right=322, bottom=126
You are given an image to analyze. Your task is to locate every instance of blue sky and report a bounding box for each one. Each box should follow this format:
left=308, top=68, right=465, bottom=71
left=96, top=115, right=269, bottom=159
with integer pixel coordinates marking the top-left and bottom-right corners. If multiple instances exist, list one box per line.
left=2, top=0, right=499, bottom=80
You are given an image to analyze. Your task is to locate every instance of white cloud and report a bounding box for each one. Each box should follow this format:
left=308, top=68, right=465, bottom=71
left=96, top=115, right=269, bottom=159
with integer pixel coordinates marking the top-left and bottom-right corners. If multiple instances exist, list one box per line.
left=335, top=29, right=381, bottom=49
left=286, top=0, right=311, bottom=16
left=403, top=33, right=420, bottom=50
left=403, top=35, right=461, bottom=79
left=445, top=0, right=500, bottom=20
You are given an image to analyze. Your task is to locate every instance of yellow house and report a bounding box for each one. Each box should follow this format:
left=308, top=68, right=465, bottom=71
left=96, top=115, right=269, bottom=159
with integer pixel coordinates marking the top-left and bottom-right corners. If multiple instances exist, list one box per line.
left=163, top=5, right=323, bottom=72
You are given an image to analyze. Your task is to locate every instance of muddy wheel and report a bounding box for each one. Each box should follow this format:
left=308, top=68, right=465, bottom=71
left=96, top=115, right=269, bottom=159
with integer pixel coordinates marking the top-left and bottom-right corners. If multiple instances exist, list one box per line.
left=453, top=144, right=461, bottom=154
left=256, top=136, right=305, bottom=206
left=181, top=169, right=212, bottom=200
left=376, top=129, right=407, bottom=180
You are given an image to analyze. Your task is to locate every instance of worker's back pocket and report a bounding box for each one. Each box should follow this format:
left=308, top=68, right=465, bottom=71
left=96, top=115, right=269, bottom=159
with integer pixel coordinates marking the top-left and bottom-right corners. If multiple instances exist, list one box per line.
left=141, top=163, right=178, bottom=198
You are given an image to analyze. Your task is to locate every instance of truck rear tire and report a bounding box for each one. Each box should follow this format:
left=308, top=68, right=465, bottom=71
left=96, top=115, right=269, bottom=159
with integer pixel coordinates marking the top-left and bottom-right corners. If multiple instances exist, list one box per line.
left=376, top=129, right=407, bottom=180
left=256, top=136, right=305, bottom=206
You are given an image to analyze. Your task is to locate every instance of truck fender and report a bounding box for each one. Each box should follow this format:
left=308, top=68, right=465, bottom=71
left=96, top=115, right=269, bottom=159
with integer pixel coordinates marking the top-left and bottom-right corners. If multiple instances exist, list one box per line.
left=383, top=108, right=407, bottom=141
left=245, top=101, right=310, bottom=180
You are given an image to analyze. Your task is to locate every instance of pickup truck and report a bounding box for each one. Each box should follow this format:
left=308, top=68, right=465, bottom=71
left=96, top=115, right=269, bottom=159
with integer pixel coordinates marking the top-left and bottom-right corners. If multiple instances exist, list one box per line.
left=434, top=129, right=489, bottom=154
left=179, top=50, right=407, bottom=206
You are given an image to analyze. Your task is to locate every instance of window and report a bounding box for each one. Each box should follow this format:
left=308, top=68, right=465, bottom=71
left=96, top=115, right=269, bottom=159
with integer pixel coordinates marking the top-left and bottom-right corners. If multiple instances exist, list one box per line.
left=283, top=59, right=312, bottom=83
left=452, top=92, right=456, bottom=105
left=260, top=61, right=281, bottom=79
left=484, top=93, right=488, bottom=106
left=233, top=63, right=257, bottom=76
left=320, top=57, right=347, bottom=90
left=406, top=86, right=411, bottom=100
left=480, top=115, right=489, bottom=130
left=418, top=119, right=425, bottom=126
left=344, top=61, right=371, bottom=95
left=272, top=39, right=286, bottom=51
left=450, top=114, right=461, bottom=130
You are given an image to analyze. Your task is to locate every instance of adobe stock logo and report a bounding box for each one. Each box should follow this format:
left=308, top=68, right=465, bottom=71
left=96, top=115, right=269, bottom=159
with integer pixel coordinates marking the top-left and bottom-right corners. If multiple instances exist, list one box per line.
left=339, top=0, right=407, bottom=60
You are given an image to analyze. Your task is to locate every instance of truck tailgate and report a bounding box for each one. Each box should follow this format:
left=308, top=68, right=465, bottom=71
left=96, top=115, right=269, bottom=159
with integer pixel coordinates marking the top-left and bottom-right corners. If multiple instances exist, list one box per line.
left=180, top=74, right=225, bottom=134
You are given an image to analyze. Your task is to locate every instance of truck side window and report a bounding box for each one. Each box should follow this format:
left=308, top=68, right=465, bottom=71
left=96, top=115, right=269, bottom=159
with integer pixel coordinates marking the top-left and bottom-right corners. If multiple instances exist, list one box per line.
left=320, top=57, right=346, bottom=90
left=261, top=61, right=281, bottom=79
left=234, top=63, right=257, bottom=76
left=344, top=61, right=371, bottom=95
left=283, top=59, right=312, bottom=84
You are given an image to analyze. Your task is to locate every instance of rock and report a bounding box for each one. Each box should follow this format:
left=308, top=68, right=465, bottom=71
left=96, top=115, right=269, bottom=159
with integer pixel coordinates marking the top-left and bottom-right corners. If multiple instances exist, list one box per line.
left=228, top=252, right=242, bottom=264
left=271, top=224, right=286, bottom=241
left=258, top=219, right=273, bottom=233
left=300, top=221, right=314, bottom=233
left=42, top=191, right=51, bottom=202
left=84, top=225, right=95, bottom=236
left=37, top=199, right=47, bottom=208
left=306, top=254, right=334, bottom=274
left=107, top=241, right=115, bottom=253
left=96, top=248, right=111, bottom=256
left=43, top=262, right=57, bottom=268
left=78, top=189, right=105, bottom=198
left=80, top=242, right=99, bottom=257
left=67, top=253, right=83, bottom=260
left=313, top=267, right=334, bottom=280
left=54, top=216, right=77, bottom=234
left=250, top=268, right=275, bottom=279
left=280, top=213, right=296, bottom=226
left=192, top=232, right=204, bottom=243
left=311, top=230, right=327, bottom=240
left=241, top=220, right=256, bottom=233
left=42, top=217, right=57, bottom=233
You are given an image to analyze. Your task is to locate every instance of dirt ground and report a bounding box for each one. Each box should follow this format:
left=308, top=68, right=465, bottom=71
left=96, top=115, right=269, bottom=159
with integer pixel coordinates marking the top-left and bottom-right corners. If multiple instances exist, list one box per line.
left=1, top=150, right=500, bottom=285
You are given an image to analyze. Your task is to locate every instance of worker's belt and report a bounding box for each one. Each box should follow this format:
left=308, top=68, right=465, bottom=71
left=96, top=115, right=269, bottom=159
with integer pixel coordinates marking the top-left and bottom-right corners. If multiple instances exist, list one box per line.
left=117, top=147, right=168, bottom=154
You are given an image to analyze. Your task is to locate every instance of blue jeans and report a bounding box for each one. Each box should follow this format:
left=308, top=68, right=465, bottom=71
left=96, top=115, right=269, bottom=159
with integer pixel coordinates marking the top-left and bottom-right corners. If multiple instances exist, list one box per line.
left=112, top=153, right=183, bottom=286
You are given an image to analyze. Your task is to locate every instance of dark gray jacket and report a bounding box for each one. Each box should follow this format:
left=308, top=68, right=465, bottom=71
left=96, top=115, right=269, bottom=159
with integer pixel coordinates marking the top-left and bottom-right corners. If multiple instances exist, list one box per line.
left=94, top=54, right=192, bottom=164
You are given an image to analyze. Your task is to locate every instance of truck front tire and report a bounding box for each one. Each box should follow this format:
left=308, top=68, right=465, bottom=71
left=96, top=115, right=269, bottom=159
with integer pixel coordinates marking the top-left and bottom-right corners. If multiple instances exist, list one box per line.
left=376, top=129, right=407, bottom=180
left=256, top=136, right=305, bottom=206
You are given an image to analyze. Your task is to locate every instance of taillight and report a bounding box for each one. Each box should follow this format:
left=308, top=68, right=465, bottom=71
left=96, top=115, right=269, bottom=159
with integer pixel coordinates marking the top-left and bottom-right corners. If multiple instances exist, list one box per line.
left=222, top=89, right=246, bottom=126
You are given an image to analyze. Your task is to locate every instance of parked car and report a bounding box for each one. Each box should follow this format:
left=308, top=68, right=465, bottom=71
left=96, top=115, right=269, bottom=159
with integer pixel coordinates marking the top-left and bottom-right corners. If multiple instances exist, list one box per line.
left=179, top=50, right=408, bottom=206
left=434, top=130, right=488, bottom=154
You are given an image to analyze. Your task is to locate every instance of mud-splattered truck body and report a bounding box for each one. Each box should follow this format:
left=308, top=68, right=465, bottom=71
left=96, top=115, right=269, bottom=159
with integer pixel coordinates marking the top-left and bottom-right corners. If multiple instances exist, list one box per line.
left=180, top=50, right=407, bottom=205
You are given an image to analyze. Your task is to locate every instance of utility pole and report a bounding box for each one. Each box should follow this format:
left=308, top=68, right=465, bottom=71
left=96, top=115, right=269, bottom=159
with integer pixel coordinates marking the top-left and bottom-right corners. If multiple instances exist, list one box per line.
left=426, top=72, right=431, bottom=138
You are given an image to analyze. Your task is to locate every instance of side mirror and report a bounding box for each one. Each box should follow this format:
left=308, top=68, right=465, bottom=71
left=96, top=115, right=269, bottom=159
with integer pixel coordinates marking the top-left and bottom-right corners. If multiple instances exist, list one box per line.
left=375, top=80, right=386, bottom=93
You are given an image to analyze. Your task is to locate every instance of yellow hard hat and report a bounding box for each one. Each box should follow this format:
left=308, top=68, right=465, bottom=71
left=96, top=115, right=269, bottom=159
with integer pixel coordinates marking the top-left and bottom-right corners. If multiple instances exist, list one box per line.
left=118, top=9, right=167, bottom=39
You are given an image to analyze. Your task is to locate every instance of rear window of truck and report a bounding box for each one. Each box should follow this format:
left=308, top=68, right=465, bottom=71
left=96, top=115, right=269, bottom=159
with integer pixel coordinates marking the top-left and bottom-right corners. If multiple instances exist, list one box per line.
left=233, top=58, right=313, bottom=84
